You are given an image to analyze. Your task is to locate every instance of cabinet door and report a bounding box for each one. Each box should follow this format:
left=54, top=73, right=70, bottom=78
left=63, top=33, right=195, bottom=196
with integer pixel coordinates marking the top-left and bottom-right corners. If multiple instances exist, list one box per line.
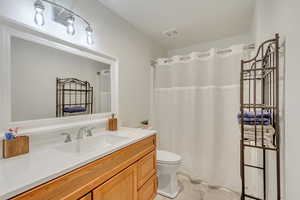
left=137, top=151, right=156, bottom=188
left=138, top=175, right=157, bottom=200
left=78, top=193, right=92, bottom=200
left=93, top=164, right=138, bottom=200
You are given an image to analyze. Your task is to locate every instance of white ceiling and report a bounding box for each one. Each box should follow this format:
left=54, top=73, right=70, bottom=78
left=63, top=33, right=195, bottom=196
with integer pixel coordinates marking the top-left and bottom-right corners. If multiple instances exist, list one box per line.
left=97, top=0, right=255, bottom=50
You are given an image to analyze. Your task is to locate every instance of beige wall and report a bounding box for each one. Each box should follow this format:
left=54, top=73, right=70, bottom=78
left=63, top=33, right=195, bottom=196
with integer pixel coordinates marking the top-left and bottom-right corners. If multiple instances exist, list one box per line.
left=253, top=0, right=300, bottom=199
left=284, top=1, right=300, bottom=199
left=253, top=0, right=288, bottom=43
left=0, top=0, right=167, bottom=127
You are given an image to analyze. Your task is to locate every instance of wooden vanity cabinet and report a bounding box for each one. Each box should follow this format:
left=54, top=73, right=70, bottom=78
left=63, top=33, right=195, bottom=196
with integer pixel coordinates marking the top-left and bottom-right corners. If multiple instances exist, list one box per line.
left=10, top=135, right=157, bottom=200
left=78, top=193, right=92, bottom=200
left=93, top=164, right=138, bottom=200
left=137, top=150, right=156, bottom=188
left=138, top=175, right=157, bottom=200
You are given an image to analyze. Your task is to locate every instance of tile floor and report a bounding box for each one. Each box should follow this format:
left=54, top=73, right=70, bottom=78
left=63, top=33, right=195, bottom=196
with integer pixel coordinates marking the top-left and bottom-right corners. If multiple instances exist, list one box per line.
left=155, top=175, right=240, bottom=200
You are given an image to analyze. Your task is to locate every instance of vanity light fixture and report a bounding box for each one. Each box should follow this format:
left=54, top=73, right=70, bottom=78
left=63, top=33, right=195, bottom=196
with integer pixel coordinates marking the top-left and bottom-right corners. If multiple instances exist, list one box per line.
left=33, top=0, right=94, bottom=45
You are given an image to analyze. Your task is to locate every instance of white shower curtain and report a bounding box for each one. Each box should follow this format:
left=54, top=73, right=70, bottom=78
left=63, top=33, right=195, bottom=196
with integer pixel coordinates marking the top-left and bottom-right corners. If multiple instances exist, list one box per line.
left=153, top=45, right=243, bottom=192
left=97, top=70, right=111, bottom=113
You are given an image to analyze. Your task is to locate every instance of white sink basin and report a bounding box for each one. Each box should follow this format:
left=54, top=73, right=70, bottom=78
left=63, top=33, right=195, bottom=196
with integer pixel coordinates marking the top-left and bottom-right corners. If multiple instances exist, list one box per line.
left=56, top=134, right=129, bottom=154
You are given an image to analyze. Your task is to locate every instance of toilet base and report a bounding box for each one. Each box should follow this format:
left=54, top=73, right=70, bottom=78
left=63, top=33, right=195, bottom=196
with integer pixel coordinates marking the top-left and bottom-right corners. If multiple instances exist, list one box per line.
left=158, top=188, right=179, bottom=199
left=157, top=150, right=182, bottom=199
left=157, top=170, right=180, bottom=199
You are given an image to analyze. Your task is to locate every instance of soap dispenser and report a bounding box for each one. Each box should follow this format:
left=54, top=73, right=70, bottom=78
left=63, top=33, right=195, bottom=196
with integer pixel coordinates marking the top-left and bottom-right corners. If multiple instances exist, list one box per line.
left=107, top=113, right=118, bottom=131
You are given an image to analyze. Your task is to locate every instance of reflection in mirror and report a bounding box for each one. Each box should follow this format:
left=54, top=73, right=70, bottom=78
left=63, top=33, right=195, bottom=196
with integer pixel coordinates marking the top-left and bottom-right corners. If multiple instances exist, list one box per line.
left=11, top=37, right=111, bottom=122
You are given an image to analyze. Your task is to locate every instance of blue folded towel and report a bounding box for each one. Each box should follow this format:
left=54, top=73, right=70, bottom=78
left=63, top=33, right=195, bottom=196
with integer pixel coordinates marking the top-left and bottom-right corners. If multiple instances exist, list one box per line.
left=239, top=117, right=271, bottom=125
left=237, top=110, right=272, bottom=125
left=238, top=111, right=272, bottom=119
left=64, top=106, right=87, bottom=113
left=241, top=121, right=271, bottom=125
left=242, top=117, right=270, bottom=122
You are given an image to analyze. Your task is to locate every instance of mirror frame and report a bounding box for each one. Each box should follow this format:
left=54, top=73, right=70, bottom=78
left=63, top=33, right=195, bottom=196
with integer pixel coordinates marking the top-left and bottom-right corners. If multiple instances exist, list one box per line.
left=0, top=18, right=119, bottom=134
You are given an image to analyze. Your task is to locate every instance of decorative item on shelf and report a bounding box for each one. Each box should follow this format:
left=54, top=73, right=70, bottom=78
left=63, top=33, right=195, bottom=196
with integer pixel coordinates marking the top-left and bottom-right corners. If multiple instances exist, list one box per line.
left=3, top=128, right=29, bottom=159
left=33, top=0, right=94, bottom=45
left=141, top=120, right=150, bottom=129
left=107, top=113, right=118, bottom=131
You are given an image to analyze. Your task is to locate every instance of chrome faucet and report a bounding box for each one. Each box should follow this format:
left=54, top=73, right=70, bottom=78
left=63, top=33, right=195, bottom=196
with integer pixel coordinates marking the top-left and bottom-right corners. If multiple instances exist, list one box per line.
left=76, top=127, right=88, bottom=140
left=76, top=126, right=96, bottom=140
left=61, top=132, right=72, bottom=143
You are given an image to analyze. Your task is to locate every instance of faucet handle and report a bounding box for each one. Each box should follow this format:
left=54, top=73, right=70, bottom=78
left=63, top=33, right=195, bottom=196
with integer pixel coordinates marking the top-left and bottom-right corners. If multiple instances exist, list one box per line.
left=61, top=132, right=72, bottom=143
left=86, top=127, right=96, bottom=137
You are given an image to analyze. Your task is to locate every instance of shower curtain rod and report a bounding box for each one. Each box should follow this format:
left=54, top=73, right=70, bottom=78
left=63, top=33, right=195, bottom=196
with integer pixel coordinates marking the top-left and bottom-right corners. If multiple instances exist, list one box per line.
left=150, top=43, right=256, bottom=67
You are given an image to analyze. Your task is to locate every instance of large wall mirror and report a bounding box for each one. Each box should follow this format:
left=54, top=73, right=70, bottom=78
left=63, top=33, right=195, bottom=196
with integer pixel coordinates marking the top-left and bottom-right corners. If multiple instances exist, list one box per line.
left=11, top=37, right=111, bottom=121
left=0, top=23, right=118, bottom=130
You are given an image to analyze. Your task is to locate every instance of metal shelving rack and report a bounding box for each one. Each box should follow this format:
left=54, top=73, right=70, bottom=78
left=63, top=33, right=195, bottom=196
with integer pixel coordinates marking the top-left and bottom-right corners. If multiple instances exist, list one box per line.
left=56, top=78, right=94, bottom=117
left=240, top=34, right=280, bottom=200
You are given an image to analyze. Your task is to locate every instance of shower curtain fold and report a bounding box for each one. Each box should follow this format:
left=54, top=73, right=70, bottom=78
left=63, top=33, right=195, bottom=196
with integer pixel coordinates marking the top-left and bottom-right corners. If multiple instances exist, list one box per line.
left=98, top=72, right=111, bottom=113
left=153, top=45, right=243, bottom=192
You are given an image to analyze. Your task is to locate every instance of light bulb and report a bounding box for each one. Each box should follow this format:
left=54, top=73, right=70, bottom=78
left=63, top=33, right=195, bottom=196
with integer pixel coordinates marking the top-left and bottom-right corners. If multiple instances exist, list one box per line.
left=34, top=0, right=45, bottom=26
left=87, top=32, right=93, bottom=45
left=86, top=26, right=94, bottom=45
left=34, top=10, right=45, bottom=26
left=66, top=16, right=75, bottom=35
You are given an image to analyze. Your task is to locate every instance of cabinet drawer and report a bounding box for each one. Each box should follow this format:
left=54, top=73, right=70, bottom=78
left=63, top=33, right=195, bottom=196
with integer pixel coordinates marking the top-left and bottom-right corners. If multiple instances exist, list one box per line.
left=138, top=175, right=157, bottom=200
left=78, top=193, right=92, bottom=200
left=93, top=164, right=138, bottom=200
left=137, top=150, right=156, bottom=188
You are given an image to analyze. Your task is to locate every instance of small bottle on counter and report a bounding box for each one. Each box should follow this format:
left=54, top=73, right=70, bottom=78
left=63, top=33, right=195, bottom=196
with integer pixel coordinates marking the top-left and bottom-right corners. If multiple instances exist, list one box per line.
left=107, top=113, right=118, bottom=131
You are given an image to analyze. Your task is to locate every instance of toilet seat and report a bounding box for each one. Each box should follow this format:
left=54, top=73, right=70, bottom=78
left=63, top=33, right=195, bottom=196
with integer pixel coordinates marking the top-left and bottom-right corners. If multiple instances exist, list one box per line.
left=157, top=150, right=181, bottom=165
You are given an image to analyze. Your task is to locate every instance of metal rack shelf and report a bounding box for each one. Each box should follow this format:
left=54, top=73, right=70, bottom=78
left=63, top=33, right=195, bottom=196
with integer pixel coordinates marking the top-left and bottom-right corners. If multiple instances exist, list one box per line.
left=240, top=34, right=281, bottom=200
left=56, top=78, right=94, bottom=117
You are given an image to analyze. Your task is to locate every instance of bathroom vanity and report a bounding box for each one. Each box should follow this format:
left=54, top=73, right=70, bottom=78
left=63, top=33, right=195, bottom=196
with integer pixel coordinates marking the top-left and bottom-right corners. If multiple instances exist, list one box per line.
left=0, top=128, right=157, bottom=200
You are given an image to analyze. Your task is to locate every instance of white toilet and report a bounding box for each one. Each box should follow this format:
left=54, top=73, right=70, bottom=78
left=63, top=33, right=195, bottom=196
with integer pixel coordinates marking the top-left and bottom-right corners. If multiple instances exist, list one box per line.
left=157, top=150, right=182, bottom=199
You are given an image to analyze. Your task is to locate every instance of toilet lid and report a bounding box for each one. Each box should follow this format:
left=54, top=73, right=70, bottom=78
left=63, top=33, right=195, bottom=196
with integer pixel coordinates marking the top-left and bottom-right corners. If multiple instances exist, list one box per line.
left=157, top=150, right=181, bottom=165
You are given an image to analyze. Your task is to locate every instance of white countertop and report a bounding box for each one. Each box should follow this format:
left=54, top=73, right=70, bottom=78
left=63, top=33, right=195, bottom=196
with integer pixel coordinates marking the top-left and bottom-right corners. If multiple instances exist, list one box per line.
left=0, top=127, right=156, bottom=200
